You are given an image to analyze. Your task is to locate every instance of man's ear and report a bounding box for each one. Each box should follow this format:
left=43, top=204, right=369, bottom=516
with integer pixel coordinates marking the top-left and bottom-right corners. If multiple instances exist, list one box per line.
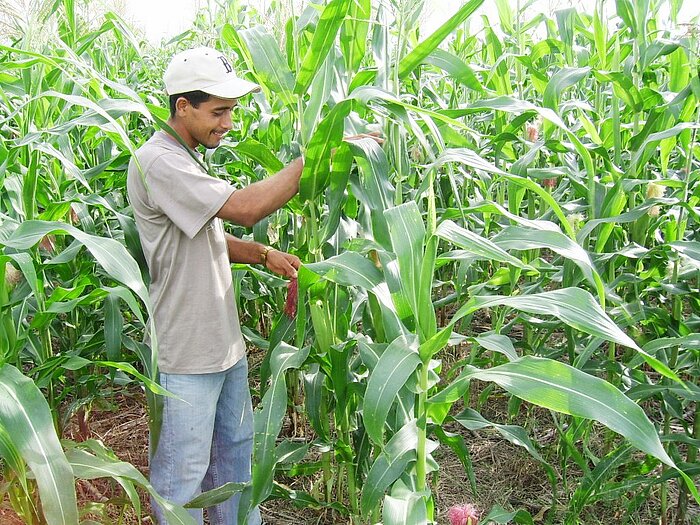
left=175, top=96, right=189, bottom=116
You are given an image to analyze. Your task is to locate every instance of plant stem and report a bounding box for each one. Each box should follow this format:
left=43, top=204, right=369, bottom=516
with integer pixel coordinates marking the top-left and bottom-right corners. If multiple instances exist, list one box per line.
left=416, top=361, right=430, bottom=493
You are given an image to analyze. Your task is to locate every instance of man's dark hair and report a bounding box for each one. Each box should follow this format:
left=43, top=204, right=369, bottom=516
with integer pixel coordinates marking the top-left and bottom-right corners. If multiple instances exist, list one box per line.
left=169, top=90, right=211, bottom=117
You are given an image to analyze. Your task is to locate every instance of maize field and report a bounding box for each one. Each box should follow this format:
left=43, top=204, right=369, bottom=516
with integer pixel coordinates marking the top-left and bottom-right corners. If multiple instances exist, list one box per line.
left=0, top=0, right=699, bottom=523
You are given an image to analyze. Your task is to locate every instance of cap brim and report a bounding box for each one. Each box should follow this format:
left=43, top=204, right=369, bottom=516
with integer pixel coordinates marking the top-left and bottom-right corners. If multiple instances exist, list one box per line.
left=201, top=78, right=261, bottom=99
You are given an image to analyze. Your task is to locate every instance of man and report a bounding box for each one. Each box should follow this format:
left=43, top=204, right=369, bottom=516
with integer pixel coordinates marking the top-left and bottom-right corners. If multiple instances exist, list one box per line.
left=126, top=46, right=302, bottom=524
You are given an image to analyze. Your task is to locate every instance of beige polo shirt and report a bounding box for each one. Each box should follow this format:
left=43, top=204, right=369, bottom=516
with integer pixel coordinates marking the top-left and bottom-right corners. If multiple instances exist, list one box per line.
left=127, top=131, right=245, bottom=374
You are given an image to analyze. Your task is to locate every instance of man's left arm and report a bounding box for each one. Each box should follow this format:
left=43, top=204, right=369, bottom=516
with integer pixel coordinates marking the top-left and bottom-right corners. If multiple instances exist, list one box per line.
left=225, top=234, right=300, bottom=279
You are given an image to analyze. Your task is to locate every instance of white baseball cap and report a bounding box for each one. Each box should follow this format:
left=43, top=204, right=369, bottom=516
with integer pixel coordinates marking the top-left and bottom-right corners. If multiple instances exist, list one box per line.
left=164, top=47, right=260, bottom=99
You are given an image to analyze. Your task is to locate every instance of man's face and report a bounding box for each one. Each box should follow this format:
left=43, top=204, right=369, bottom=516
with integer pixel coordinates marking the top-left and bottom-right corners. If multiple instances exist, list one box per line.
left=178, top=95, right=237, bottom=149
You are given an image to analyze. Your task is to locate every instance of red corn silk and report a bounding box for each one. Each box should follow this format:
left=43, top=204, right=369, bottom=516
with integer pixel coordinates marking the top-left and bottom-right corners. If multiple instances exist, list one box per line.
left=542, top=177, right=558, bottom=189
left=284, top=278, right=298, bottom=318
left=447, top=504, right=479, bottom=525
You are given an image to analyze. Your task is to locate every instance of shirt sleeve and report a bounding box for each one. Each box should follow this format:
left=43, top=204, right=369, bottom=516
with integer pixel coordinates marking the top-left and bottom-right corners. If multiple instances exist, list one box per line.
left=145, top=152, right=235, bottom=239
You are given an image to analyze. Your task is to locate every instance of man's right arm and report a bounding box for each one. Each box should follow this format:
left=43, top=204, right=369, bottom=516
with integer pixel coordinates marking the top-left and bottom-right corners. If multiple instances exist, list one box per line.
left=217, top=132, right=383, bottom=227
left=216, top=157, right=303, bottom=227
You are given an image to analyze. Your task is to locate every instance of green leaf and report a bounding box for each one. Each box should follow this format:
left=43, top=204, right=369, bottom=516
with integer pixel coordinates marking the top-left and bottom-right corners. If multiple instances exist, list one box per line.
left=474, top=333, right=518, bottom=362
left=450, top=287, right=678, bottom=381
left=593, top=71, right=643, bottom=112
left=0, top=364, right=78, bottom=525
left=492, top=226, right=599, bottom=287
left=423, top=49, right=483, bottom=91
left=499, top=174, right=576, bottom=238
left=6, top=251, right=40, bottom=300
left=233, top=138, right=284, bottom=175
left=13, top=91, right=137, bottom=155
left=432, top=356, right=675, bottom=469
left=615, top=0, right=637, bottom=36
left=431, top=425, right=477, bottom=495
left=94, top=361, right=171, bottom=397
left=397, top=0, right=485, bottom=79
left=568, top=445, right=632, bottom=519
left=295, top=0, right=352, bottom=95
left=441, top=97, right=596, bottom=206
left=436, top=220, right=534, bottom=271
left=320, top=142, right=353, bottom=245
left=642, top=333, right=700, bottom=356
left=301, top=48, right=337, bottom=145
left=65, top=441, right=197, bottom=525
left=103, top=293, right=123, bottom=362
left=347, top=138, right=395, bottom=248
left=364, top=334, right=420, bottom=445
left=1, top=221, right=150, bottom=311
left=385, top=202, right=436, bottom=340
left=249, top=343, right=310, bottom=513
left=542, top=67, right=591, bottom=112
left=340, top=0, right=370, bottom=74
left=482, top=504, right=534, bottom=524
left=427, top=148, right=506, bottom=176
left=299, top=99, right=353, bottom=201
left=305, top=251, right=383, bottom=290
left=671, top=241, right=700, bottom=270
left=185, top=482, right=245, bottom=508
left=349, top=87, right=470, bottom=151
left=0, top=424, right=29, bottom=496
left=361, top=419, right=419, bottom=517
left=631, top=123, right=699, bottom=171
left=444, top=95, right=565, bottom=129
left=418, top=234, right=439, bottom=343
left=238, top=25, right=295, bottom=106
left=383, top=483, right=428, bottom=525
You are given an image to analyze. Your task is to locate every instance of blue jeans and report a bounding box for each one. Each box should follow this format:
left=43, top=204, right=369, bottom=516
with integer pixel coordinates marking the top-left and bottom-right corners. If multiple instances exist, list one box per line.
left=150, top=358, right=261, bottom=524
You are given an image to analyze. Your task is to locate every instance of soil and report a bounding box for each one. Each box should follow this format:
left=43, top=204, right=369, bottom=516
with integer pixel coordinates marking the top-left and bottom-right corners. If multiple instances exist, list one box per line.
left=1, top=343, right=697, bottom=524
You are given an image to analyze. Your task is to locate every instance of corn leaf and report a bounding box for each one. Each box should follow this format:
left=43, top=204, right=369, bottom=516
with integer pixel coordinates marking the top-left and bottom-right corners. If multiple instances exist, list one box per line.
left=340, top=0, right=370, bottom=74
left=542, top=67, right=591, bottom=112
left=1, top=220, right=149, bottom=308
left=238, top=25, right=295, bottom=106
left=364, top=334, right=420, bottom=445
left=453, top=408, right=555, bottom=481
left=492, top=226, right=599, bottom=286
left=0, top=364, right=78, bottom=525
left=383, top=485, right=428, bottom=525
left=360, top=419, right=419, bottom=517
left=397, top=0, right=485, bottom=79
left=385, top=202, right=435, bottom=341
left=295, top=0, right=352, bottom=95
left=430, top=356, right=675, bottom=468
left=450, top=287, right=678, bottom=381
left=300, top=99, right=353, bottom=201
left=436, top=220, right=534, bottom=271
left=423, top=49, right=484, bottom=91
left=250, top=343, right=310, bottom=511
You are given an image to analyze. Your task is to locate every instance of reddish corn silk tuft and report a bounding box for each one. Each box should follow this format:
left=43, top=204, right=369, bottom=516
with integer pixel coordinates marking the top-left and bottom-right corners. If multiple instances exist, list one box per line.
left=5, top=262, right=21, bottom=289
left=526, top=123, right=539, bottom=142
left=447, top=503, right=479, bottom=525
left=39, top=234, right=56, bottom=253
left=542, top=177, right=558, bottom=189
left=526, top=116, right=542, bottom=142
left=284, top=278, right=298, bottom=318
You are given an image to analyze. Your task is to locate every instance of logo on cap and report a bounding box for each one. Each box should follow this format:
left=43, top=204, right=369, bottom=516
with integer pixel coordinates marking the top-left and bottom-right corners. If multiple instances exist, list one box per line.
left=218, top=55, right=233, bottom=74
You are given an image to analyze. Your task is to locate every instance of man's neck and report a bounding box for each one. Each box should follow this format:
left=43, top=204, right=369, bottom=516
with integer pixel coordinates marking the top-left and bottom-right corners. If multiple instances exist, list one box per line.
left=164, top=118, right=197, bottom=149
